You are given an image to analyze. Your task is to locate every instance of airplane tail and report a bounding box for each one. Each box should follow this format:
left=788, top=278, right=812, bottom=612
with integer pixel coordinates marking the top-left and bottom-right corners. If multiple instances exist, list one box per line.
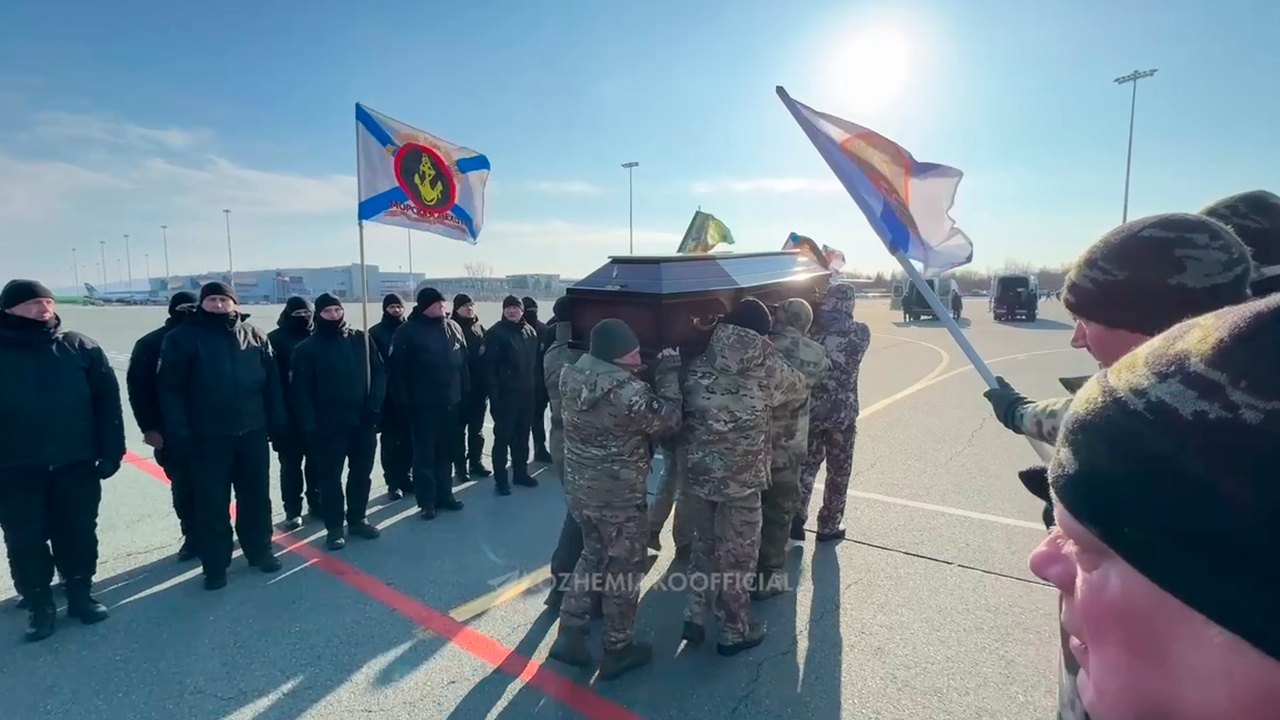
left=84, top=283, right=100, bottom=298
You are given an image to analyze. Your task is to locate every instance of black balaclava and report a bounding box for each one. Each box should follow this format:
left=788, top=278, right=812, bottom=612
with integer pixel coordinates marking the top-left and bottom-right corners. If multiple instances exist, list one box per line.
left=314, top=293, right=345, bottom=334
left=278, top=296, right=314, bottom=334
left=522, top=296, right=539, bottom=325
left=167, top=291, right=198, bottom=325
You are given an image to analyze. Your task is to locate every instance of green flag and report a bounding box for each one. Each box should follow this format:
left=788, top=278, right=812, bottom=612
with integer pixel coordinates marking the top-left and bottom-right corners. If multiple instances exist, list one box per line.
left=676, top=210, right=735, bottom=254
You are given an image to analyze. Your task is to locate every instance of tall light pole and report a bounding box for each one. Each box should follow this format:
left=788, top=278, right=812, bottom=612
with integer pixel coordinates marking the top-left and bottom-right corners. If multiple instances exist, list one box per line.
left=160, top=225, right=171, bottom=284
left=223, top=209, right=235, bottom=294
left=123, top=234, right=134, bottom=291
left=71, top=247, right=80, bottom=290
left=621, top=161, right=639, bottom=254
left=145, top=253, right=151, bottom=290
left=98, top=240, right=107, bottom=286
left=117, top=259, right=123, bottom=285
left=406, top=228, right=413, bottom=282
left=1114, top=69, right=1158, bottom=224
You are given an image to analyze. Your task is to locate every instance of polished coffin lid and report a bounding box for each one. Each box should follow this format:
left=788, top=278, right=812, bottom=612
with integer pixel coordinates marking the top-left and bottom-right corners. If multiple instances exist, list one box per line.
left=566, top=251, right=833, bottom=356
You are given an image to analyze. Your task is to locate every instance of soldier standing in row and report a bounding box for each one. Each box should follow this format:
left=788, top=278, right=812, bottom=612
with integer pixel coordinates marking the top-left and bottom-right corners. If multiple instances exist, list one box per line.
left=389, top=287, right=468, bottom=519
left=451, top=294, right=491, bottom=482
left=756, top=299, right=829, bottom=599
left=290, top=294, right=386, bottom=551
left=484, top=295, right=541, bottom=495
left=1200, top=189, right=1280, bottom=298
left=0, top=280, right=123, bottom=642
left=369, top=293, right=412, bottom=500
left=548, top=319, right=682, bottom=679
left=158, top=282, right=286, bottom=590
left=680, top=298, right=806, bottom=654
left=127, top=290, right=198, bottom=561
left=522, top=296, right=553, bottom=464
left=267, top=296, right=320, bottom=528
left=795, top=282, right=871, bottom=542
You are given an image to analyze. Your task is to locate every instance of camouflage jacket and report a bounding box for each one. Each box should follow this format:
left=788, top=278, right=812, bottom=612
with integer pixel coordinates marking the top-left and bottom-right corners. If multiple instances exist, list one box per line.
left=768, top=325, right=830, bottom=469
left=808, top=294, right=871, bottom=430
left=1011, top=376, right=1093, bottom=445
left=560, top=353, right=682, bottom=509
left=542, top=321, right=583, bottom=430
left=681, top=323, right=807, bottom=501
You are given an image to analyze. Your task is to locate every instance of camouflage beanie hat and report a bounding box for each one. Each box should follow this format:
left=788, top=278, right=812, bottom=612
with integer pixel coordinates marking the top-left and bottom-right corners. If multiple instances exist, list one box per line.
left=588, top=318, right=639, bottom=362
left=1200, top=190, right=1280, bottom=297
left=1061, top=213, right=1253, bottom=336
left=1050, top=293, right=1280, bottom=663
left=776, top=298, right=814, bottom=333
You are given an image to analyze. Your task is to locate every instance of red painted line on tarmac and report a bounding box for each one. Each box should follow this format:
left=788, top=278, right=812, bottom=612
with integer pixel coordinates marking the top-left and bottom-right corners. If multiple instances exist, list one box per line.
left=123, top=450, right=643, bottom=720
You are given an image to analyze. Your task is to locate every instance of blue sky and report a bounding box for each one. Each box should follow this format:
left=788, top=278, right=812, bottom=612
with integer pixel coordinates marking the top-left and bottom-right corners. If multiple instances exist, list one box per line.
left=1, top=0, right=1277, bottom=291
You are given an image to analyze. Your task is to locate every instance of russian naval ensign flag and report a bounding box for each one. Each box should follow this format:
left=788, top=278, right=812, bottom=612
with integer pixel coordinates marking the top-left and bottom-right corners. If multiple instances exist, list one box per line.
left=355, top=103, right=491, bottom=244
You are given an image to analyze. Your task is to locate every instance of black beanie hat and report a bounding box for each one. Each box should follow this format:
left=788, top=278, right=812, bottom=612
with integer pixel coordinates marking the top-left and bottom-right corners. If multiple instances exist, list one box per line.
left=1050, top=293, right=1280, bottom=663
left=1061, top=213, right=1253, bottom=336
left=416, top=286, right=445, bottom=308
left=522, top=296, right=538, bottom=311
left=200, top=281, right=238, bottom=304
left=0, top=279, right=54, bottom=310
left=168, top=290, right=197, bottom=313
left=589, top=318, right=640, bottom=362
left=552, top=295, right=572, bottom=322
left=382, top=293, right=404, bottom=310
left=315, top=293, right=342, bottom=313
left=1200, top=190, right=1280, bottom=297
left=452, top=293, right=473, bottom=309
left=502, top=294, right=522, bottom=309
left=721, top=297, right=772, bottom=336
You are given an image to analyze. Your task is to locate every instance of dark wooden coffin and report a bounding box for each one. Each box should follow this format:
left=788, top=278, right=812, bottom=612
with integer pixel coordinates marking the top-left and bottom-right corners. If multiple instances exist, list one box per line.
left=566, top=250, right=833, bottom=358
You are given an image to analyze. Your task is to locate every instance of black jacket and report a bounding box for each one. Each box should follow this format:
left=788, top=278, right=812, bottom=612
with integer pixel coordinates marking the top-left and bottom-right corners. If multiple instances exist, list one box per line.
left=524, top=313, right=550, bottom=405
left=484, top=318, right=540, bottom=404
left=451, top=313, right=487, bottom=397
left=158, top=310, right=287, bottom=440
left=266, top=313, right=312, bottom=425
left=369, top=313, right=405, bottom=363
left=388, top=312, right=470, bottom=409
left=126, top=314, right=187, bottom=435
left=290, top=320, right=387, bottom=435
left=0, top=314, right=125, bottom=471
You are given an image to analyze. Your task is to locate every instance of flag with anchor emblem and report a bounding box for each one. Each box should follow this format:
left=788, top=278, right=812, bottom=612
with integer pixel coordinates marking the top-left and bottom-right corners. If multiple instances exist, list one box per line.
left=355, top=103, right=491, bottom=244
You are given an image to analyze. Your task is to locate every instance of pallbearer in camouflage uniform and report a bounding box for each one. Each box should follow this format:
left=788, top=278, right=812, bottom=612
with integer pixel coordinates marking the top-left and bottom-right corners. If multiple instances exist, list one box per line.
left=1200, top=189, right=1280, bottom=298
left=679, top=298, right=806, bottom=655
left=647, top=435, right=692, bottom=558
left=548, top=319, right=681, bottom=680
left=755, top=298, right=829, bottom=599
left=981, top=213, right=1254, bottom=720
left=795, top=283, right=870, bottom=542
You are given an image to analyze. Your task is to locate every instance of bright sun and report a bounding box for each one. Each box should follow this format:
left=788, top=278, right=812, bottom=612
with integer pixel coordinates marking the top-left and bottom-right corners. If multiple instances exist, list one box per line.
left=823, top=27, right=913, bottom=114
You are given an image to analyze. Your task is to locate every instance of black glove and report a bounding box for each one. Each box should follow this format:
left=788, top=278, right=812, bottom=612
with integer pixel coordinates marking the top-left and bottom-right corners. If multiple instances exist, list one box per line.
left=982, top=376, right=1032, bottom=433
left=96, top=458, right=121, bottom=479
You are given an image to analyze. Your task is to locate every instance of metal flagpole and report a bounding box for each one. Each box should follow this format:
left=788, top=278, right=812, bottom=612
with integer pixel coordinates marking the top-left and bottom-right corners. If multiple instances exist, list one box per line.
left=359, top=220, right=371, bottom=392
left=892, top=252, right=1053, bottom=463
left=407, top=228, right=413, bottom=284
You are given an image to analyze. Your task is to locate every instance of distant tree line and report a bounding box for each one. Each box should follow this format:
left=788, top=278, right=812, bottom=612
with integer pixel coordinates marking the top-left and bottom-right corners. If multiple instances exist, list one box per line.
left=841, top=259, right=1070, bottom=293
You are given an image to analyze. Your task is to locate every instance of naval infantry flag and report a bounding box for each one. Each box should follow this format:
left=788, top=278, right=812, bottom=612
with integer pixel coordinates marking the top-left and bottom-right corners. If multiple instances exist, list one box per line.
left=355, top=103, right=491, bottom=244
left=776, top=87, right=973, bottom=276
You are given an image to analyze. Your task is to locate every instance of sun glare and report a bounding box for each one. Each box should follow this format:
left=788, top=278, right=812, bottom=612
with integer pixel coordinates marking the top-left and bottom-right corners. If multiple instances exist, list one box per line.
left=823, top=26, right=913, bottom=114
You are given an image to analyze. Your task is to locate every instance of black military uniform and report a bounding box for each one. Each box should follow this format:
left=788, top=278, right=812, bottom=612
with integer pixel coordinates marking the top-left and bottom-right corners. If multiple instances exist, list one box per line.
left=0, top=279, right=124, bottom=642
left=266, top=296, right=319, bottom=525
left=450, top=293, right=490, bottom=481
left=158, top=282, right=286, bottom=589
left=522, top=297, right=553, bottom=464
left=126, top=290, right=198, bottom=561
left=388, top=287, right=470, bottom=519
left=484, top=295, right=542, bottom=494
left=290, top=294, right=386, bottom=550
left=369, top=293, right=412, bottom=498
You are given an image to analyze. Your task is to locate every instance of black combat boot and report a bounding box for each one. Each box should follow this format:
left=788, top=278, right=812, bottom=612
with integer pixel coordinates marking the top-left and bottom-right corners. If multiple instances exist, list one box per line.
left=469, top=460, right=492, bottom=477
left=387, top=488, right=403, bottom=501
left=15, top=595, right=29, bottom=610
left=247, top=552, right=282, bottom=573
left=716, top=621, right=768, bottom=656
left=493, top=470, right=512, bottom=497
left=349, top=520, right=381, bottom=540
left=204, top=572, right=227, bottom=591
left=24, top=590, right=56, bottom=643
left=513, top=470, right=538, bottom=488
left=176, top=539, right=198, bottom=562
left=547, top=626, right=593, bottom=667
left=454, top=463, right=470, bottom=486
left=789, top=517, right=806, bottom=541
left=751, top=571, right=786, bottom=601
left=64, top=577, right=109, bottom=624
left=598, top=641, right=653, bottom=680
left=680, top=621, right=705, bottom=646
left=326, top=529, right=346, bottom=551
left=533, top=446, right=552, bottom=464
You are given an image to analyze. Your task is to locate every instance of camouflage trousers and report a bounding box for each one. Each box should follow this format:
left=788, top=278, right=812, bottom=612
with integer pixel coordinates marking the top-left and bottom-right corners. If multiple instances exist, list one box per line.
left=549, top=419, right=565, bottom=480
left=797, top=421, right=857, bottom=533
left=648, top=440, right=692, bottom=550
left=559, top=500, right=647, bottom=651
left=683, top=492, right=763, bottom=645
left=758, top=464, right=800, bottom=574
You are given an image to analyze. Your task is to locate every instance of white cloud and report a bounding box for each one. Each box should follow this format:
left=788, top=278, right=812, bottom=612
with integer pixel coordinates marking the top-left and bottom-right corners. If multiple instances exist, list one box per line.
left=689, top=177, right=843, bottom=195
left=528, top=180, right=604, bottom=195
left=32, top=111, right=214, bottom=151
left=135, top=157, right=353, bottom=216
left=0, top=153, right=131, bottom=221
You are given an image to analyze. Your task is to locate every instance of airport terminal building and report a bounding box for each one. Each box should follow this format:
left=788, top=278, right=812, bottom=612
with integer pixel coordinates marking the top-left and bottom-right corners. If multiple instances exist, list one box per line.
left=150, top=266, right=569, bottom=304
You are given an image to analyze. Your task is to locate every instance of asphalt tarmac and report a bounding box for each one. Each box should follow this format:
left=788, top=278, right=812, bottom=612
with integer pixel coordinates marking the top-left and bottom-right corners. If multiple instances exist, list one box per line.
left=0, top=297, right=1094, bottom=719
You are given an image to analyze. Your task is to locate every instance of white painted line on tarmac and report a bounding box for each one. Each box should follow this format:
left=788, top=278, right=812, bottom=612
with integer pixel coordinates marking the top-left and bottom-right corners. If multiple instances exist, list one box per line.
left=849, top=490, right=1043, bottom=530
